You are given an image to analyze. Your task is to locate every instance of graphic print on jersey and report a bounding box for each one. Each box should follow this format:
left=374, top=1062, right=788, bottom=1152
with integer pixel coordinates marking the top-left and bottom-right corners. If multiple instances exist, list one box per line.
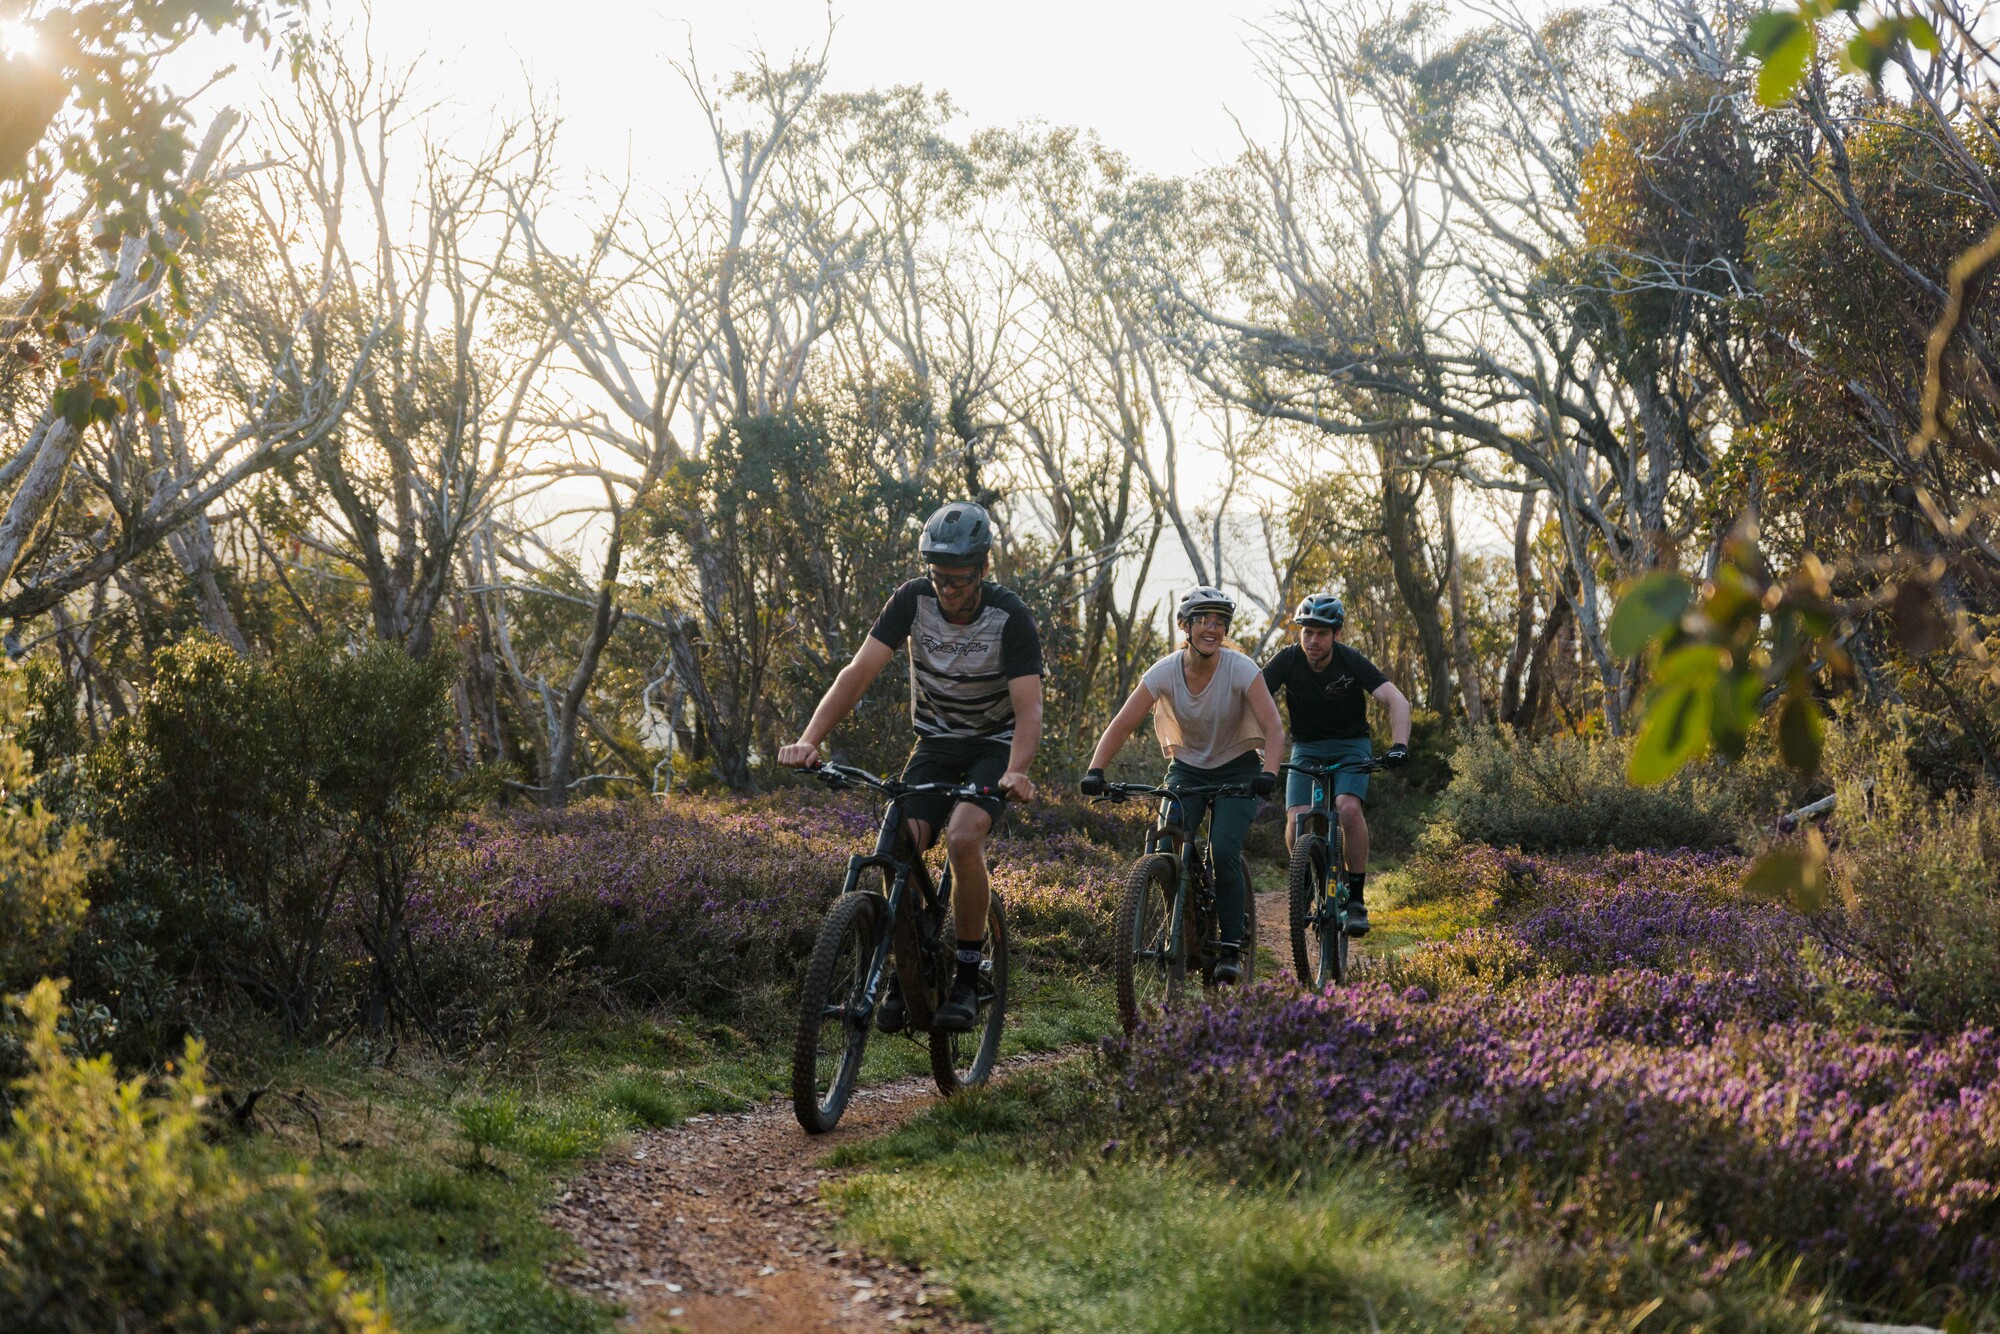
left=868, top=580, right=1043, bottom=742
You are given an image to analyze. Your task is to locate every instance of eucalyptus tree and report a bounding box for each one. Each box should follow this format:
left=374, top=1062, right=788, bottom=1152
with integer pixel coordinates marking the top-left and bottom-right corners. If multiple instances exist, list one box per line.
left=508, top=47, right=862, bottom=793
left=223, top=40, right=562, bottom=664
left=1143, top=0, right=1754, bottom=732
left=0, top=3, right=380, bottom=656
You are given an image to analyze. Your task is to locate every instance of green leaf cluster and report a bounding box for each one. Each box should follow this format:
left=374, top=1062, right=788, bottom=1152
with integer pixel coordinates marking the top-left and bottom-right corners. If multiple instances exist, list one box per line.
left=1741, top=2, right=1939, bottom=107
left=0, top=978, right=393, bottom=1333
left=0, top=665, right=107, bottom=994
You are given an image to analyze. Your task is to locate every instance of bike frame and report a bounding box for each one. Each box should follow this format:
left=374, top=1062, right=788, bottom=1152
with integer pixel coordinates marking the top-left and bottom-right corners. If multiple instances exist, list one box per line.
left=1280, top=758, right=1381, bottom=925
left=819, top=763, right=991, bottom=1029
left=1105, top=781, right=1254, bottom=969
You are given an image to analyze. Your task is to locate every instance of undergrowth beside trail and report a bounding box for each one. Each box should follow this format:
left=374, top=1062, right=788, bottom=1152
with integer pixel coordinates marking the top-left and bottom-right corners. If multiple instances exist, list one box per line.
left=220, top=969, right=1118, bottom=1332
left=830, top=1063, right=1835, bottom=1334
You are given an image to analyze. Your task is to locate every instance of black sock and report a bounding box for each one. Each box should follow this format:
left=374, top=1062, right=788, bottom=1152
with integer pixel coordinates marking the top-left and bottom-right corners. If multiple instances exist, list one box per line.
left=955, top=939, right=984, bottom=987
left=1346, top=872, right=1367, bottom=905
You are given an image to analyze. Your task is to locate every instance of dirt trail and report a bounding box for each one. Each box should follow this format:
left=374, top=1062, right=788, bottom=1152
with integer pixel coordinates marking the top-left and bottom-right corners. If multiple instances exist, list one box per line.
left=548, top=895, right=1305, bottom=1332
left=548, top=1069, right=992, bottom=1333
left=1254, top=884, right=1290, bottom=974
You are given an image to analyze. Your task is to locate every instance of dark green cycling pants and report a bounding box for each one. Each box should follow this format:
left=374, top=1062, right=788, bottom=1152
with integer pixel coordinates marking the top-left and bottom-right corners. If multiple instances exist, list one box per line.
left=1163, top=749, right=1261, bottom=946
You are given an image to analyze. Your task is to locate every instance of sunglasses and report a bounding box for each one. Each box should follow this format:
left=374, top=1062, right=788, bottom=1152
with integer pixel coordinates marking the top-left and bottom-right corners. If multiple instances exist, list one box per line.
left=929, top=567, right=982, bottom=592
left=1186, top=612, right=1231, bottom=629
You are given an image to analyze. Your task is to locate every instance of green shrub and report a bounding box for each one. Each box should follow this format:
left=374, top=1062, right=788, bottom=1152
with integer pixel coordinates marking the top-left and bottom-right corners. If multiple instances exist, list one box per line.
left=1424, top=728, right=1788, bottom=853
left=0, top=663, right=107, bottom=994
left=0, top=979, right=391, bottom=1333
left=76, top=637, right=461, bottom=1049
left=1816, top=741, right=2000, bottom=1032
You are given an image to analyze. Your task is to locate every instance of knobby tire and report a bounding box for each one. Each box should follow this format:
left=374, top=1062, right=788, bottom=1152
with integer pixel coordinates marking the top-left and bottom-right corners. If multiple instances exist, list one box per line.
left=1115, top=853, right=1182, bottom=1034
left=1288, top=833, right=1346, bottom=989
left=791, top=892, right=884, bottom=1134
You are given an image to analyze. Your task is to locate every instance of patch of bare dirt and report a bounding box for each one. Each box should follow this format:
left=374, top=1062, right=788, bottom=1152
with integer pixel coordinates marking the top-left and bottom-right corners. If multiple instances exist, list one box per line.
left=549, top=1071, right=991, bottom=1333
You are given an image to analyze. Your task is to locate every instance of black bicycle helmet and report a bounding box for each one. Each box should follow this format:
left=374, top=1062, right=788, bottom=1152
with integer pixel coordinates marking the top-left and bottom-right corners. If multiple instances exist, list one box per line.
left=918, top=502, right=992, bottom=563
left=1293, top=592, right=1345, bottom=630
left=1176, top=585, right=1237, bottom=625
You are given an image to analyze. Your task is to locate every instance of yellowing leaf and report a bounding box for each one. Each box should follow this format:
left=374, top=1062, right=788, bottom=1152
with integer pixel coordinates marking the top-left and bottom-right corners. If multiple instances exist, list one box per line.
left=1742, top=830, right=1830, bottom=911
left=1777, top=689, right=1825, bottom=775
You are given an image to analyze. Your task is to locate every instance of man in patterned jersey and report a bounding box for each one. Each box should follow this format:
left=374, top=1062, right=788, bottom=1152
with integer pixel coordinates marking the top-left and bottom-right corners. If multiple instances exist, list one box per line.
left=778, top=501, right=1043, bottom=1032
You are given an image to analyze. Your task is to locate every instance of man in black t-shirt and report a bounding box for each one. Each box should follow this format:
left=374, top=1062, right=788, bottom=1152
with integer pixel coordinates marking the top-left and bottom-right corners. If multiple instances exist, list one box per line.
left=778, top=502, right=1043, bottom=1031
left=1261, top=593, right=1410, bottom=936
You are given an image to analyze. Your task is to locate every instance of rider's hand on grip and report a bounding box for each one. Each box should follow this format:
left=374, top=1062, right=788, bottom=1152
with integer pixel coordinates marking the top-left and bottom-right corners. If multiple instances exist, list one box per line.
left=1251, top=770, right=1277, bottom=798
left=1079, top=768, right=1107, bottom=797
left=1381, top=743, right=1409, bottom=769
left=999, top=770, right=1035, bottom=803
left=777, top=740, right=821, bottom=769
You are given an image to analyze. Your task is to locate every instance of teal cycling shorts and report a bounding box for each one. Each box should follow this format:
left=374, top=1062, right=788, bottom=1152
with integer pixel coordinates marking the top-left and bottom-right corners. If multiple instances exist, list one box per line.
left=1285, top=737, right=1373, bottom=809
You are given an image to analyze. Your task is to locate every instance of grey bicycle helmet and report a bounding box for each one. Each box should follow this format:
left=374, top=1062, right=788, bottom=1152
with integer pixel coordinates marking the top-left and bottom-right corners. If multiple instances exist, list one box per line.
left=918, top=502, right=992, bottom=563
left=1293, top=592, right=1345, bottom=630
left=1176, top=585, right=1237, bottom=625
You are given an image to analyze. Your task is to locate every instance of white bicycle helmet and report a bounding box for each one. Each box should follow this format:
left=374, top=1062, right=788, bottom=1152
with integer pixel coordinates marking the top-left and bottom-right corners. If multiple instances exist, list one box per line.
left=1176, top=585, right=1237, bottom=625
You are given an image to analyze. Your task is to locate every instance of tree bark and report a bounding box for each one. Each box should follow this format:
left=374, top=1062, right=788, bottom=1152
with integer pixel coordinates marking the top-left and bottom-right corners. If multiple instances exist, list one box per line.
left=1499, top=490, right=1539, bottom=725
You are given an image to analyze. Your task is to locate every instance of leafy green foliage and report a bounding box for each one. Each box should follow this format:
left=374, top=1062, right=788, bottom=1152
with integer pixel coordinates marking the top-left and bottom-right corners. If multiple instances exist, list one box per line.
left=1, top=1, right=291, bottom=447
left=1741, top=1, right=1938, bottom=106
left=75, top=637, right=460, bottom=1050
left=0, top=665, right=105, bottom=993
left=0, top=979, right=391, bottom=1333
left=1424, top=727, right=1788, bottom=854
left=1614, top=532, right=1837, bottom=785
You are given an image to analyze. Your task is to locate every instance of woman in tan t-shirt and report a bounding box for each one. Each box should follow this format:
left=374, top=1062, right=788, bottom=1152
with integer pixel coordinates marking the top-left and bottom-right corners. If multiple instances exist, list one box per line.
left=1078, top=586, right=1284, bottom=983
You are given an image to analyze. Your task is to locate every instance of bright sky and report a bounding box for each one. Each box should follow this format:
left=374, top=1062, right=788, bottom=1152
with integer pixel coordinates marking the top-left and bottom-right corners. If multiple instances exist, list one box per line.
left=433, top=0, right=1278, bottom=177
left=194, top=0, right=1289, bottom=188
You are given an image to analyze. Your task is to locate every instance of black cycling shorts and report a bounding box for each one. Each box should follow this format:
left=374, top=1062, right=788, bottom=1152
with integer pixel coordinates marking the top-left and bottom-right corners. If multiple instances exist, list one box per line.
left=899, top=736, right=1009, bottom=831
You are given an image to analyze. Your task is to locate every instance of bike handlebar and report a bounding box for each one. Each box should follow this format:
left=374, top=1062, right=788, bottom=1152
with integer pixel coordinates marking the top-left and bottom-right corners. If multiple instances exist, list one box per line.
left=809, top=761, right=1004, bottom=803
left=1090, top=781, right=1256, bottom=803
left=1279, top=758, right=1385, bottom=780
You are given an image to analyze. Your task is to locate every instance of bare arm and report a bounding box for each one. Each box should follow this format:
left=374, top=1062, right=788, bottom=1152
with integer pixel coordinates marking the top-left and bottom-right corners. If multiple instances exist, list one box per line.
left=1087, top=682, right=1157, bottom=771
left=778, top=637, right=896, bottom=766
left=1372, top=680, right=1412, bottom=747
left=1249, top=675, right=1285, bottom=777
left=1000, top=675, right=1043, bottom=801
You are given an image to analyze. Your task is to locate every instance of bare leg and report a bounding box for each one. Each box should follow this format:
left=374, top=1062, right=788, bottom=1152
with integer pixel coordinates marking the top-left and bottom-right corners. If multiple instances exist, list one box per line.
left=943, top=802, right=995, bottom=941
left=1335, top=794, right=1368, bottom=874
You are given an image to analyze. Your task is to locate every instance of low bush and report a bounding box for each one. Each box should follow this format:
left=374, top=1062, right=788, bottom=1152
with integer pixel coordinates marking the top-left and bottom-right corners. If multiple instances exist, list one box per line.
left=0, top=979, right=390, bottom=1333
left=0, top=665, right=106, bottom=995
left=1811, top=756, right=2000, bottom=1033
left=410, top=788, right=1128, bottom=1031
left=1425, top=728, right=1791, bottom=853
left=74, top=637, right=461, bottom=1053
left=1111, top=974, right=1999, bottom=1312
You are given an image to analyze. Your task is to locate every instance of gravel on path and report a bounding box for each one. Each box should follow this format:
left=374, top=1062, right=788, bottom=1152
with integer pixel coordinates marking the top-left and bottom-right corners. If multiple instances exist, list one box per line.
left=549, top=1069, right=996, bottom=1333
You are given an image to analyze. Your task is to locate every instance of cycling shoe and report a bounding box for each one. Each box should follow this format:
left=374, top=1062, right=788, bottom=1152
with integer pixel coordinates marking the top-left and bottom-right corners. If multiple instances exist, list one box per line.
left=932, top=977, right=980, bottom=1031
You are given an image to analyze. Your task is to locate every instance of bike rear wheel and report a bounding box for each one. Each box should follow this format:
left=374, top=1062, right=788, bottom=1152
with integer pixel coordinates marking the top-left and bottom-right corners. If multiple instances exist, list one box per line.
left=1114, top=853, right=1183, bottom=1034
left=792, top=892, right=884, bottom=1133
left=930, top=892, right=1009, bottom=1095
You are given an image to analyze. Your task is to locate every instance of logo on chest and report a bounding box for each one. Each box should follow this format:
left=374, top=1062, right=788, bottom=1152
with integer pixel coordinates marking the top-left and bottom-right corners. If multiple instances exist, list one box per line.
left=1321, top=672, right=1357, bottom=698
left=921, top=633, right=992, bottom=658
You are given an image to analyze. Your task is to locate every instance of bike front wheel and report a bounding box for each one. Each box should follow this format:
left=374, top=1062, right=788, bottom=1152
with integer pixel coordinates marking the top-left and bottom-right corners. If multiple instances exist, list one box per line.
left=1114, top=853, right=1184, bottom=1034
left=792, top=892, right=885, bottom=1133
left=1288, top=834, right=1346, bottom=989
left=931, top=892, right=1009, bottom=1096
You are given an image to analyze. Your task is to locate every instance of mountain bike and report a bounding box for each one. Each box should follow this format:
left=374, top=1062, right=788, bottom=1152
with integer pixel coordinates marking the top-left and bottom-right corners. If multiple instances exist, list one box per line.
left=790, top=763, right=1008, bottom=1134
left=1280, top=757, right=1383, bottom=989
left=1089, top=781, right=1259, bottom=1034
